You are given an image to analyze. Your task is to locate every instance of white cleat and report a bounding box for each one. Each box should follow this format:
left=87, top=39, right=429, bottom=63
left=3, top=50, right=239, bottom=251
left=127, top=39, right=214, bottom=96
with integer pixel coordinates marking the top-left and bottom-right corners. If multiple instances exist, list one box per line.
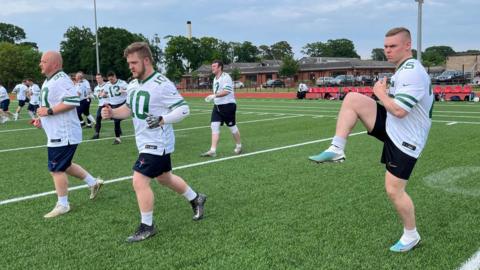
left=89, top=178, right=104, bottom=199
left=13, top=113, right=19, bottom=121
left=309, top=145, right=346, bottom=163
left=44, top=203, right=70, bottom=218
left=234, top=146, right=242, bottom=155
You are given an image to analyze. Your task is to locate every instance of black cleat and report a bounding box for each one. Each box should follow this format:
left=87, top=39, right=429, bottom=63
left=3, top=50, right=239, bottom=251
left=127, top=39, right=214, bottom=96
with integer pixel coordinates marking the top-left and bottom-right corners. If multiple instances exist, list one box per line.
left=190, top=193, right=207, bottom=221
left=113, top=138, right=121, bottom=145
left=91, top=133, right=99, bottom=140
left=126, top=223, right=157, bottom=243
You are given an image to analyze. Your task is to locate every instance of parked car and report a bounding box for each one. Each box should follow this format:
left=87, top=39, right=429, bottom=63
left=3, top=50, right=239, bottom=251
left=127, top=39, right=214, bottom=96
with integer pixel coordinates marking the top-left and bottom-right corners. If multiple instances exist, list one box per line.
left=198, top=81, right=211, bottom=89
left=332, top=75, right=355, bottom=86
left=434, top=70, right=467, bottom=84
left=316, top=77, right=334, bottom=86
left=262, top=79, right=285, bottom=88
left=234, top=81, right=244, bottom=88
left=355, top=75, right=373, bottom=85
left=376, top=72, right=393, bottom=83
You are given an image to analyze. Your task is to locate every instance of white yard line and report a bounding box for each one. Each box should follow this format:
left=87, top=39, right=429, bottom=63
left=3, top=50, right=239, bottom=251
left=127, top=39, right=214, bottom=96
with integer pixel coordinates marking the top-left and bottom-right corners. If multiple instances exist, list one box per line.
left=0, top=115, right=303, bottom=153
left=458, top=249, right=480, bottom=270
left=0, top=131, right=366, bottom=206
left=446, top=122, right=458, bottom=126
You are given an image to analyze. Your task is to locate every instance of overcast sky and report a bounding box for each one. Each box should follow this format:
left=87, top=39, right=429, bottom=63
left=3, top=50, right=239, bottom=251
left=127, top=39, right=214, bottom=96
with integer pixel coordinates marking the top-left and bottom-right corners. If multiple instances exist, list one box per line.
left=1, top=0, right=479, bottom=59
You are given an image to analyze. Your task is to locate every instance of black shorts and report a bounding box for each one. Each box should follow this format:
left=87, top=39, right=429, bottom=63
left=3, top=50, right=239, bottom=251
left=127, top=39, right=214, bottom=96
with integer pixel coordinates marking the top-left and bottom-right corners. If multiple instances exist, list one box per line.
left=211, top=103, right=237, bottom=126
left=368, top=103, right=417, bottom=180
left=0, top=99, right=9, bottom=111
left=133, top=153, right=172, bottom=178
left=18, top=100, right=26, bottom=107
left=28, top=104, right=39, bottom=112
left=47, top=144, right=78, bottom=172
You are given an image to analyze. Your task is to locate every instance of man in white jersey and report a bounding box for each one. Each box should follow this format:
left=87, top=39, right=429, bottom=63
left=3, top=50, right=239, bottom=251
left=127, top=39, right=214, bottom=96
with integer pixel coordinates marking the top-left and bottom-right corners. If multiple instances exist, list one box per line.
left=26, top=79, right=41, bottom=119
left=33, top=51, right=104, bottom=218
left=102, top=42, right=207, bottom=243
left=201, top=60, right=242, bottom=157
left=91, top=73, right=108, bottom=139
left=104, top=71, right=128, bottom=145
left=309, top=27, right=433, bottom=252
left=12, top=80, right=28, bottom=120
left=75, top=72, right=96, bottom=128
left=0, top=81, right=14, bottom=123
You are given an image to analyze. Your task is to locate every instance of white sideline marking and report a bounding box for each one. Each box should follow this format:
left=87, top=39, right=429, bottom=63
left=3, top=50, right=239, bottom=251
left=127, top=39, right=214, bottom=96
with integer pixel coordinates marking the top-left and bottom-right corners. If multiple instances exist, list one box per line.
left=446, top=122, right=458, bottom=126
left=458, top=249, right=480, bottom=270
left=0, top=115, right=302, bottom=153
left=0, top=131, right=367, bottom=206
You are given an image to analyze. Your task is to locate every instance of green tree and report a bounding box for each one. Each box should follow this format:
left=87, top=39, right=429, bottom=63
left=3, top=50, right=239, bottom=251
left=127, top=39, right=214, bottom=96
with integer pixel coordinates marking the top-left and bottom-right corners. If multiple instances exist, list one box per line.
left=0, top=42, right=42, bottom=89
left=0, top=23, right=26, bottom=43
left=60, top=26, right=95, bottom=75
left=371, top=48, right=386, bottom=61
left=278, top=55, right=299, bottom=79
left=301, top=42, right=327, bottom=57
left=231, top=67, right=241, bottom=81
left=164, top=36, right=201, bottom=82
left=302, top=39, right=359, bottom=58
left=236, top=41, right=258, bottom=62
left=258, top=45, right=272, bottom=60
left=422, top=46, right=455, bottom=66
left=271, top=41, right=293, bottom=60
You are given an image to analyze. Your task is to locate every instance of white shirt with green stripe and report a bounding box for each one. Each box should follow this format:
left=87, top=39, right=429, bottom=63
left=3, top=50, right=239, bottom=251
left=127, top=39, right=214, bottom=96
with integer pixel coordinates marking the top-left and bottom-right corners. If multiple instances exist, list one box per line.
left=40, top=70, right=82, bottom=147
left=127, top=71, right=188, bottom=156
left=387, top=57, right=433, bottom=158
left=105, top=79, right=128, bottom=105
left=213, top=72, right=235, bottom=105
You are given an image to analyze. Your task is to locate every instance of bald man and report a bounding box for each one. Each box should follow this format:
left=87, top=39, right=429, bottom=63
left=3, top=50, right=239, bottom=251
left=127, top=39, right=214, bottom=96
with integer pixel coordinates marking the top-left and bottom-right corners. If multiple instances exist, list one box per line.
left=308, top=27, right=433, bottom=252
left=35, top=51, right=104, bottom=218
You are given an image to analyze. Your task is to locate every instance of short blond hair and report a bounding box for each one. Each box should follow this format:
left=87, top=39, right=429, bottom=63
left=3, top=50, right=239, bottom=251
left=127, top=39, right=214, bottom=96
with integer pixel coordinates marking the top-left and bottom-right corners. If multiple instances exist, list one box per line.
left=385, top=27, right=411, bottom=40
left=123, top=42, right=154, bottom=64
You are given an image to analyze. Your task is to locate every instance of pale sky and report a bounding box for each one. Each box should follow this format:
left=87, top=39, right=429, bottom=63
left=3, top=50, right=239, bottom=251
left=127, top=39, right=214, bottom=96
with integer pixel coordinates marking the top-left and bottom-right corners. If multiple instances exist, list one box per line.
left=1, top=0, right=479, bottom=59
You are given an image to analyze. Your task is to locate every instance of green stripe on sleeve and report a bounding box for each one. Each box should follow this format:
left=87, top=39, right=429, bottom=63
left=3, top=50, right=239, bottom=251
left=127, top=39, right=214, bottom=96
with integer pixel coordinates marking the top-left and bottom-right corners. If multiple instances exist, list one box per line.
left=395, top=93, right=418, bottom=103
left=395, top=97, right=414, bottom=108
left=168, top=99, right=188, bottom=109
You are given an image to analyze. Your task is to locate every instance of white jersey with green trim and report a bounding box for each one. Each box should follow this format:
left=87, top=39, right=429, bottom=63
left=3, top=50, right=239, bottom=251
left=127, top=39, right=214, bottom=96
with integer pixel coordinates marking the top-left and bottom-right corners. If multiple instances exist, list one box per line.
left=76, top=79, right=91, bottom=100
left=105, top=79, right=128, bottom=105
left=29, top=84, right=41, bottom=105
left=13, top=83, right=28, bottom=101
left=0, top=86, right=8, bottom=101
left=127, top=71, right=188, bottom=156
left=213, top=72, right=235, bottom=105
left=40, top=70, right=82, bottom=147
left=93, top=83, right=107, bottom=106
left=387, top=58, right=433, bottom=158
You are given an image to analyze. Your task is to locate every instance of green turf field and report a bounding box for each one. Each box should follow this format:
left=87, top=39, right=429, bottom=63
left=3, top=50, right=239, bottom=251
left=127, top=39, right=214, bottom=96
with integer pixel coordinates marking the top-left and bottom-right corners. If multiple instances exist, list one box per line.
left=0, top=98, right=479, bottom=269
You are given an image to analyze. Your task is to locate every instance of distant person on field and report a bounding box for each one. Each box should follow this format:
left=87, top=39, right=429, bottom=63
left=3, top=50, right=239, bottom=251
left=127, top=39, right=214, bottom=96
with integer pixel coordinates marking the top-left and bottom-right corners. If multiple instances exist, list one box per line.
left=75, top=71, right=96, bottom=128
left=0, top=81, right=14, bottom=123
left=91, top=73, right=108, bottom=139
left=104, top=71, right=128, bottom=145
left=201, top=59, right=242, bottom=157
left=34, top=51, right=104, bottom=218
left=26, top=79, right=41, bottom=119
left=297, top=82, right=309, bottom=99
left=308, top=27, right=433, bottom=252
left=12, top=80, right=28, bottom=120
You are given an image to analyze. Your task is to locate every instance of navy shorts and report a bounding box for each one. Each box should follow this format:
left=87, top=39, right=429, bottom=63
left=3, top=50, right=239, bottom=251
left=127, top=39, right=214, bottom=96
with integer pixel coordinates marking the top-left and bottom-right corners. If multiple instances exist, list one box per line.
left=18, top=100, right=26, bottom=107
left=47, top=144, right=78, bottom=172
left=133, top=153, right=172, bottom=178
left=211, top=103, right=237, bottom=126
left=28, top=104, right=39, bottom=112
left=0, top=99, right=9, bottom=111
left=367, top=103, right=417, bottom=180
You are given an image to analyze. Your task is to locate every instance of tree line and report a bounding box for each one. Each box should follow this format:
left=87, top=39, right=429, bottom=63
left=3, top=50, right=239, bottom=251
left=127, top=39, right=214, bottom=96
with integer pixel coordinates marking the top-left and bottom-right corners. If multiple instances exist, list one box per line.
left=1, top=22, right=477, bottom=89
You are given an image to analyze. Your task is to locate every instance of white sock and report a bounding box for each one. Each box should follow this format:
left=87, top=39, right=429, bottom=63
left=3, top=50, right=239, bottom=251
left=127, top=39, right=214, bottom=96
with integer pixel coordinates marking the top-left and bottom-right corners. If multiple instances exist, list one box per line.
left=141, top=211, right=153, bottom=226
left=209, top=148, right=216, bottom=153
left=28, top=111, right=34, bottom=119
left=182, top=186, right=197, bottom=201
left=58, top=195, right=69, bottom=207
left=331, top=136, right=346, bottom=150
left=400, top=227, right=420, bottom=245
left=83, top=174, right=97, bottom=187
left=87, top=114, right=96, bottom=123
left=236, top=143, right=242, bottom=148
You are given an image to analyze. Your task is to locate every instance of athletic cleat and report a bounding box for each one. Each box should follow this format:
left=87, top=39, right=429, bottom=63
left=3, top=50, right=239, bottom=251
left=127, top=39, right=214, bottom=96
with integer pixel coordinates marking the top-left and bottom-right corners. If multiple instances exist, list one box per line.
left=91, top=133, right=99, bottom=140
left=13, top=113, right=19, bottom=121
left=85, top=124, right=92, bottom=128
left=0, top=116, right=7, bottom=124
left=234, top=146, right=242, bottom=155
left=89, top=178, right=104, bottom=199
left=200, top=150, right=216, bottom=157
left=308, top=145, right=346, bottom=163
left=389, top=238, right=421, bottom=252
left=190, top=193, right=207, bottom=221
left=126, top=223, right=157, bottom=243
left=113, top=138, right=121, bottom=145
left=44, top=203, right=70, bottom=218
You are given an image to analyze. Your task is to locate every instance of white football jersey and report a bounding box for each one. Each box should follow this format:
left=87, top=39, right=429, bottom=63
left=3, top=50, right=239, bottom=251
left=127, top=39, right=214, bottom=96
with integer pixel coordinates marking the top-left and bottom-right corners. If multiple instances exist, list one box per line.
left=213, top=72, right=236, bottom=105
left=387, top=58, right=433, bottom=158
left=40, top=70, right=82, bottom=147
left=76, top=79, right=91, bottom=100
left=127, top=72, right=188, bottom=156
left=29, top=84, right=41, bottom=105
left=13, top=83, right=28, bottom=101
left=105, top=79, right=128, bottom=105
left=0, top=86, right=8, bottom=101
left=93, top=82, right=108, bottom=106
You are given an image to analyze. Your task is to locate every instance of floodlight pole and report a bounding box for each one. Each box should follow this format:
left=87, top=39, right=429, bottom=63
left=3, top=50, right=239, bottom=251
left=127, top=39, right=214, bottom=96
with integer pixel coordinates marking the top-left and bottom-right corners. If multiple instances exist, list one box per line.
left=94, top=0, right=100, bottom=74
left=415, top=0, right=424, bottom=62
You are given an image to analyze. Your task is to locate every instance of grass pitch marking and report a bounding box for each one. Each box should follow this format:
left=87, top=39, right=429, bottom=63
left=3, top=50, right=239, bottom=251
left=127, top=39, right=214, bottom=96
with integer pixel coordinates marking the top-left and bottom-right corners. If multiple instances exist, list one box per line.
left=423, top=166, right=480, bottom=197
left=458, top=249, right=480, bottom=270
left=0, top=131, right=367, bottom=205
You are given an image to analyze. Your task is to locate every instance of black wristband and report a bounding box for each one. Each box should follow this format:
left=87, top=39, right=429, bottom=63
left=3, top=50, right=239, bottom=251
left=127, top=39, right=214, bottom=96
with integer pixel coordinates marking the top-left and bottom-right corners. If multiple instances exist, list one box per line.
left=47, top=108, right=54, bottom=115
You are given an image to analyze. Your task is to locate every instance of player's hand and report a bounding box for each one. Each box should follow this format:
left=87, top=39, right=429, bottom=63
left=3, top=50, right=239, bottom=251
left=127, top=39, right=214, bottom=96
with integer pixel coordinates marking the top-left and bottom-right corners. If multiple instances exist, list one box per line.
left=101, top=104, right=113, bottom=119
left=32, top=118, right=42, bottom=128
left=373, top=77, right=388, bottom=97
left=145, top=114, right=163, bottom=129
left=204, top=94, right=216, bottom=102
left=36, top=107, right=48, bottom=117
